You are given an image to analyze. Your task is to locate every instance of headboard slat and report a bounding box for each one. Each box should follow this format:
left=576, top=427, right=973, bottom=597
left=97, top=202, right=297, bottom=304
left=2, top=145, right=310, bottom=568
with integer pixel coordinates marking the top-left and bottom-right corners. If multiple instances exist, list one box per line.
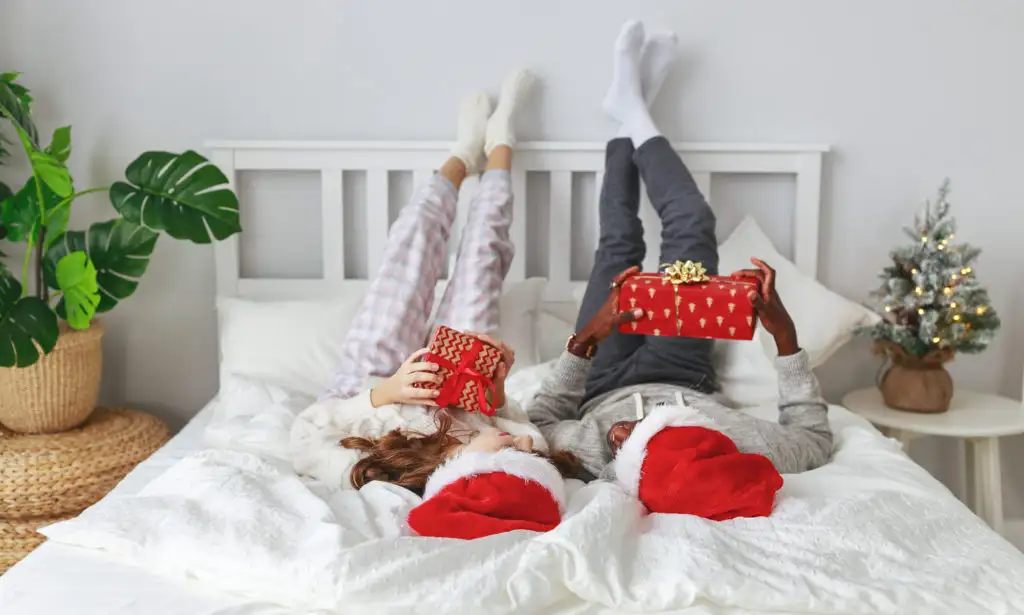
left=210, top=148, right=239, bottom=297
left=365, top=169, right=390, bottom=277
left=548, top=171, right=573, bottom=289
left=320, top=169, right=345, bottom=283
left=509, top=169, right=528, bottom=281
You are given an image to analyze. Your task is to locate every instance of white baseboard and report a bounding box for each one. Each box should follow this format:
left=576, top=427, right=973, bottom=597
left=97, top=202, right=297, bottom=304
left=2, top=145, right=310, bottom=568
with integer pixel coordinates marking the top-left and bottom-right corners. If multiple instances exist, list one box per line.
left=1005, top=519, right=1024, bottom=551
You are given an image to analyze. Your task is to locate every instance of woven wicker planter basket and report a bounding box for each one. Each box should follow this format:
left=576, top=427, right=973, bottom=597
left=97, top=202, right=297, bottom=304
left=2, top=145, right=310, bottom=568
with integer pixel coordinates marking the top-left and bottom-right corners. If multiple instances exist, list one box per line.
left=0, top=407, right=169, bottom=519
left=0, top=514, right=75, bottom=574
left=0, top=321, right=104, bottom=434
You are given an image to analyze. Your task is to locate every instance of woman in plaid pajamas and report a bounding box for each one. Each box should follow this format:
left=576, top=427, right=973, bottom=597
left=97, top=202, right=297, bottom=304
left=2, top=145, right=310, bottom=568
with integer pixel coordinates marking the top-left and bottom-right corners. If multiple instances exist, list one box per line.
left=288, top=70, right=563, bottom=492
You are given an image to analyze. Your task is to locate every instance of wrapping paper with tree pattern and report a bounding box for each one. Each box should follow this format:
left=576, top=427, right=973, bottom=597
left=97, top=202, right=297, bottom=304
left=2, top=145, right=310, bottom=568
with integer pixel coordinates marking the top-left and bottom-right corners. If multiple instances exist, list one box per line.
left=618, top=268, right=760, bottom=340
left=414, top=325, right=503, bottom=415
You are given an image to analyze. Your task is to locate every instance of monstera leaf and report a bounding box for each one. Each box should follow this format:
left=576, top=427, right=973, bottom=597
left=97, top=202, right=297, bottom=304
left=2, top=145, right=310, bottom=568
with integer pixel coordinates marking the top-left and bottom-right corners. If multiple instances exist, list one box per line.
left=0, top=72, right=37, bottom=149
left=55, top=251, right=100, bottom=330
left=0, top=272, right=59, bottom=368
left=45, top=126, right=71, bottom=163
left=109, top=150, right=240, bottom=244
left=0, top=177, right=66, bottom=247
left=45, top=218, right=158, bottom=315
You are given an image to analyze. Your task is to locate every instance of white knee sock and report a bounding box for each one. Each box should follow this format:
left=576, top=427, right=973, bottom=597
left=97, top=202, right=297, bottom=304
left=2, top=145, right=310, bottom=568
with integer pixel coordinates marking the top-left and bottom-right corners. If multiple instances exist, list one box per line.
left=603, top=20, right=661, bottom=148
left=450, top=92, right=493, bottom=175
left=485, top=68, right=537, bottom=155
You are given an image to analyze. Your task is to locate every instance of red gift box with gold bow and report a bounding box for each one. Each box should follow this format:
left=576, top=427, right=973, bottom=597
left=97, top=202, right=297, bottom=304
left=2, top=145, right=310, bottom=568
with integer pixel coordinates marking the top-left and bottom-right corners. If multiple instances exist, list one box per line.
left=618, top=261, right=760, bottom=340
left=414, top=325, right=504, bottom=415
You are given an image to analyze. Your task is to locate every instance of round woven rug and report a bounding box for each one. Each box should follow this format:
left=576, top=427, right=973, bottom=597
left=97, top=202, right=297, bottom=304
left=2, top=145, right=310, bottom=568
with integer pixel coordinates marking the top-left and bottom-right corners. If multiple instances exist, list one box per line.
left=0, top=513, right=75, bottom=574
left=0, top=408, right=169, bottom=520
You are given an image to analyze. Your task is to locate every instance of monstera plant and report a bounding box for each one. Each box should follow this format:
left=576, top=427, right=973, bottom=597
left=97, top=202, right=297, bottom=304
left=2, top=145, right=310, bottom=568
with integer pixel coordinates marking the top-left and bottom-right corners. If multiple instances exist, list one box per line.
left=0, top=72, right=241, bottom=371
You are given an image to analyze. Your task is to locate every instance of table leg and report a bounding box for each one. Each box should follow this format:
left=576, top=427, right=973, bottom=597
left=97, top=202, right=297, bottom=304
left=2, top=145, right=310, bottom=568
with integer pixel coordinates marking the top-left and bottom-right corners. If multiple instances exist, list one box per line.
left=964, top=439, right=980, bottom=516
left=970, top=437, right=1004, bottom=535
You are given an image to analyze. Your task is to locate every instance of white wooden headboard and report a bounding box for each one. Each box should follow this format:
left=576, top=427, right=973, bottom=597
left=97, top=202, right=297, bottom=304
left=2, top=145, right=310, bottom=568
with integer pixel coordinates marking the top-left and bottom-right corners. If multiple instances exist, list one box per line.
left=207, top=141, right=828, bottom=304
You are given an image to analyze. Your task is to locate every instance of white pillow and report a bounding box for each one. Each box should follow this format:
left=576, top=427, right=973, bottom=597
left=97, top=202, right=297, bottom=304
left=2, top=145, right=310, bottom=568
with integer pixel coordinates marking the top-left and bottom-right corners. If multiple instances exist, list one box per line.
left=714, top=216, right=877, bottom=405
left=496, top=277, right=547, bottom=370
left=217, top=296, right=362, bottom=398
left=217, top=278, right=548, bottom=397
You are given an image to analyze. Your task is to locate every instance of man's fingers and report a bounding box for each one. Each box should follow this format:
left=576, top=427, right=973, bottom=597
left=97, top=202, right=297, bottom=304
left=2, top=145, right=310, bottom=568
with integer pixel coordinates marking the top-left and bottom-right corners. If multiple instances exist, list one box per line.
left=730, top=268, right=766, bottom=282
left=613, top=266, right=640, bottom=286
left=617, top=308, right=645, bottom=324
left=750, top=257, right=775, bottom=300
left=748, top=290, right=768, bottom=312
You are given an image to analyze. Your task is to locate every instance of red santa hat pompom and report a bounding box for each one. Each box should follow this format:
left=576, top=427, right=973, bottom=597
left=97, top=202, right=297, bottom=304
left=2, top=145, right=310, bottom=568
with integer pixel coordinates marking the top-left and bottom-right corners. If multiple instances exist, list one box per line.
left=408, top=449, right=565, bottom=540
left=613, top=405, right=783, bottom=521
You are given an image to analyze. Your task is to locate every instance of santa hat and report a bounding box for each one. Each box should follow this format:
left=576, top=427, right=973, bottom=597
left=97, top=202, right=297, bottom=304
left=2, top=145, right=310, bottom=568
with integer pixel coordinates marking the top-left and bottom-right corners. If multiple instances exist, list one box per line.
left=408, top=449, right=565, bottom=540
left=613, top=405, right=783, bottom=521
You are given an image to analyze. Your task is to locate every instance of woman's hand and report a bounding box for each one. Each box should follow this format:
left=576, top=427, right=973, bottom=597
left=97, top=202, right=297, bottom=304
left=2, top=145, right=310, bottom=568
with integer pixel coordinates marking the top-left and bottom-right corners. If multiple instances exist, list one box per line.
left=730, top=257, right=799, bottom=356
left=574, top=266, right=646, bottom=348
left=467, top=332, right=513, bottom=409
left=370, top=348, right=442, bottom=407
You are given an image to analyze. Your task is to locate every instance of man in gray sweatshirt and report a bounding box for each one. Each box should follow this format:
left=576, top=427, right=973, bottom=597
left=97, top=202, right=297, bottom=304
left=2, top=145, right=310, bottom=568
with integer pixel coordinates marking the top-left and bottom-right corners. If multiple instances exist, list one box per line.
left=527, top=20, right=833, bottom=481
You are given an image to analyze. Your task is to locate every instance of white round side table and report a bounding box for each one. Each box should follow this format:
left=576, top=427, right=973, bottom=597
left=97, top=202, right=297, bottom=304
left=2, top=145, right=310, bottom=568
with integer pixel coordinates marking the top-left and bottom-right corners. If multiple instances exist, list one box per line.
left=843, top=387, right=1024, bottom=536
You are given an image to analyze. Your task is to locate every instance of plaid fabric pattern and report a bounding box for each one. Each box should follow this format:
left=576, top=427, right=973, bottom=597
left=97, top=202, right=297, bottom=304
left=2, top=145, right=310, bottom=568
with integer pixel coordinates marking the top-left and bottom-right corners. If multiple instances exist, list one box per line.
left=324, top=170, right=514, bottom=399
left=433, top=170, right=514, bottom=334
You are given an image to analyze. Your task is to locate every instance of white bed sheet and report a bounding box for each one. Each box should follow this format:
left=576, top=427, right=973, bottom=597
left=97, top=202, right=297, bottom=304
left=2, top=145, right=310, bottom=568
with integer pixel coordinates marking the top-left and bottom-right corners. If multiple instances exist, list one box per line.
left=0, top=399, right=292, bottom=615
left=3, top=381, right=1023, bottom=615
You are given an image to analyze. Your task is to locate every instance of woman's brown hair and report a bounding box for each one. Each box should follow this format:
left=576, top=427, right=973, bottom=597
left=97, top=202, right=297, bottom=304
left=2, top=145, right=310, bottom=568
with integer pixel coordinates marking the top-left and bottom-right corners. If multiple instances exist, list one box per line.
left=341, top=414, right=581, bottom=494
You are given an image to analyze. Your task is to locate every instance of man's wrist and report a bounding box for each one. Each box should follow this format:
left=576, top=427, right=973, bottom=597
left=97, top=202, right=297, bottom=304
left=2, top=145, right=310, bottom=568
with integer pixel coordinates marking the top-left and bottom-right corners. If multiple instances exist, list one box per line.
left=566, top=333, right=597, bottom=359
left=774, top=330, right=800, bottom=356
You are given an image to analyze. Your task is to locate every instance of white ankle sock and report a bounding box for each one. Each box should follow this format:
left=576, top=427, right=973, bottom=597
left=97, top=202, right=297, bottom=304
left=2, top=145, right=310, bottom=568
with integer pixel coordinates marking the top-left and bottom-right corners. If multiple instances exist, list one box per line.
left=616, top=30, right=680, bottom=139
left=640, top=31, right=678, bottom=104
left=450, top=92, right=492, bottom=174
left=603, top=20, right=661, bottom=148
left=485, top=68, right=537, bottom=155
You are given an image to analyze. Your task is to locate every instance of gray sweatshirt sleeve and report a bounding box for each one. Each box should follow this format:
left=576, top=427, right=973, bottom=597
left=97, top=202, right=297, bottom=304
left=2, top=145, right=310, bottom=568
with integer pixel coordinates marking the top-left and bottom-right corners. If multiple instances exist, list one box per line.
left=525, top=352, right=610, bottom=477
left=770, top=350, right=834, bottom=472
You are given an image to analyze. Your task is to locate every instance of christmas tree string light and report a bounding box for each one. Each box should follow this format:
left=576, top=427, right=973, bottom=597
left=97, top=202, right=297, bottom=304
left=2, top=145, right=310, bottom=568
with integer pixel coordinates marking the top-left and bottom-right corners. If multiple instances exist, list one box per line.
left=859, top=180, right=1000, bottom=357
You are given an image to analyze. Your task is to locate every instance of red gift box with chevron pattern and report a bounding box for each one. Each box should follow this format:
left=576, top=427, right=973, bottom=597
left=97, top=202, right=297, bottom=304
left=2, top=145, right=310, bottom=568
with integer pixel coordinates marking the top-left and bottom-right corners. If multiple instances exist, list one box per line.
left=415, top=325, right=504, bottom=415
left=617, top=262, right=760, bottom=341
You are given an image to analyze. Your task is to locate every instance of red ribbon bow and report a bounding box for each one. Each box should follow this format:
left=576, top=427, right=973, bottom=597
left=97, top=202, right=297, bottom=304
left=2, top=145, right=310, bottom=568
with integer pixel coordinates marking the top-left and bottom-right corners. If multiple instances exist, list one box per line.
left=425, top=339, right=497, bottom=416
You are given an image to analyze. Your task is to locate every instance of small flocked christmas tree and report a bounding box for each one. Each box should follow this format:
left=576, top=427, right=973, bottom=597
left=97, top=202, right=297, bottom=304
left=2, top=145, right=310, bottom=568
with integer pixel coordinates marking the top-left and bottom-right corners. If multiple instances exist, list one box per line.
left=862, top=180, right=1000, bottom=358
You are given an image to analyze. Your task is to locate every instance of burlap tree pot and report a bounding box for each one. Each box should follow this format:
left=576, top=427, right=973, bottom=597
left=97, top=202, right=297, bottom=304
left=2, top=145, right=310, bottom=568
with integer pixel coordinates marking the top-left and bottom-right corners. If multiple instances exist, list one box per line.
left=876, top=341, right=954, bottom=413
left=0, top=321, right=103, bottom=433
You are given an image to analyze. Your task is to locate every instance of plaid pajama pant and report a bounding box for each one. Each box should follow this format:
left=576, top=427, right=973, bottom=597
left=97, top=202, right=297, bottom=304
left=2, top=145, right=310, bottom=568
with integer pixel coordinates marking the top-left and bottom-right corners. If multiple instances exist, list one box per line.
left=324, top=170, right=515, bottom=399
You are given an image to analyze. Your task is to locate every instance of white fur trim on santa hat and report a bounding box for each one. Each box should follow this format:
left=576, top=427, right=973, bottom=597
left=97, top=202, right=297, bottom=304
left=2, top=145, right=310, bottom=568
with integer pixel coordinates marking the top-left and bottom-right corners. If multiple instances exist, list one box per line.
left=423, top=449, right=566, bottom=511
left=612, top=404, right=716, bottom=498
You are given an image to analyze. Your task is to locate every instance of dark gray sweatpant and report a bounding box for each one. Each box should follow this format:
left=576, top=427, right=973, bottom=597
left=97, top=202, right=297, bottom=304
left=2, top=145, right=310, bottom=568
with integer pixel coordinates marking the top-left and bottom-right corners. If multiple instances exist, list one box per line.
left=575, top=137, right=718, bottom=404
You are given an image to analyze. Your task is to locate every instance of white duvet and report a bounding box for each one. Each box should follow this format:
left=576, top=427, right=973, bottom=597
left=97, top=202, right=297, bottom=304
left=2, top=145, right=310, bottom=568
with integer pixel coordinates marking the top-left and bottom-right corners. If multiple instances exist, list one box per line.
left=42, top=373, right=1024, bottom=615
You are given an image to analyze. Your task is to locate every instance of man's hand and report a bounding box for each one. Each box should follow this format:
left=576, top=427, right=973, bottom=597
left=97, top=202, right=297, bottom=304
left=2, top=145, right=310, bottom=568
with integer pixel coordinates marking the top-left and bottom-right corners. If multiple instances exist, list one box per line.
left=370, top=348, right=442, bottom=407
left=730, top=257, right=799, bottom=356
left=575, top=266, right=646, bottom=348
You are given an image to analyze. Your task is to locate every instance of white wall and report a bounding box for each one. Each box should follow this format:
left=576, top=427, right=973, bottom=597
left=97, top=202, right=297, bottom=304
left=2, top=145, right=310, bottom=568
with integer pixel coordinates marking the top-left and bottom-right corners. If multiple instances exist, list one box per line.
left=2, top=0, right=1022, bottom=514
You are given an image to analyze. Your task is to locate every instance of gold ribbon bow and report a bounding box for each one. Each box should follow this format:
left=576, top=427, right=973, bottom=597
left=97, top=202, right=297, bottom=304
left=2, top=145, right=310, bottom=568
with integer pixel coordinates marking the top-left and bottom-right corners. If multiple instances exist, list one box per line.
left=660, top=260, right=710, bottom=285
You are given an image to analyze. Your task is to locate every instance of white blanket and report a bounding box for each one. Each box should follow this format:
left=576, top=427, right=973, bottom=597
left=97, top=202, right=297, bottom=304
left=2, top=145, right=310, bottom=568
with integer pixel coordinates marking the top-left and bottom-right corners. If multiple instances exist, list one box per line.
left=42, top=376, right=1024, bottom=615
